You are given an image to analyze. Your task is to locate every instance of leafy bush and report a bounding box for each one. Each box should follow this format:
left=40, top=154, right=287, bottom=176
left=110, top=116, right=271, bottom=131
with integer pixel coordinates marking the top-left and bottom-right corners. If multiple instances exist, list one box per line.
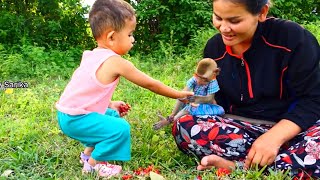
left=0, top=0, right=95, bottom=51
left=0, top=44, right=80, bottom=79
left=130, top=0, right=319, bottom=55
left=130, top=0, right=212, bottom=54
left=269, top=0, right=319, bottom=23
left=0, top=11, right=27, bottom=46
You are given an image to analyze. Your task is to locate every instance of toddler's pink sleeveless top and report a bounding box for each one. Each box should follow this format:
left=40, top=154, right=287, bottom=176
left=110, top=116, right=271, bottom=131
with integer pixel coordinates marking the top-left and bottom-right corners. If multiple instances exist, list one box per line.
left=56, top=49, right=119, bottom=115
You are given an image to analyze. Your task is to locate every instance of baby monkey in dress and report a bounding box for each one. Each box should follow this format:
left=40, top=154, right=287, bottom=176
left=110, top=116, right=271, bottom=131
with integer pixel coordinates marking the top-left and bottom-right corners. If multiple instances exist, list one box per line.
left=153, top=58, right=225, bottom=130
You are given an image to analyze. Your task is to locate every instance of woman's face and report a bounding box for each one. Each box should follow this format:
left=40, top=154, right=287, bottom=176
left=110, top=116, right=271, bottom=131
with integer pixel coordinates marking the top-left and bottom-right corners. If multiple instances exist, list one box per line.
left=212, top=0, right=260, bottom=48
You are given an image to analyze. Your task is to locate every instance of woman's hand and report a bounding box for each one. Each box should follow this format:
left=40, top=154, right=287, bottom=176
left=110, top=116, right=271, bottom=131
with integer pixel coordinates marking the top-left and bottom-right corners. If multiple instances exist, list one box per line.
left=109, top=101, right=130, bottom=117
left=244, top=119, right=301, bottom=169
left=244, top=131, right=281, bottom=168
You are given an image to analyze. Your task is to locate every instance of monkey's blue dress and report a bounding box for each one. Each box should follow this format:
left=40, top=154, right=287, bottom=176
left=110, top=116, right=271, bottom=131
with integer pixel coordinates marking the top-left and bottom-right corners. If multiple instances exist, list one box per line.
left=183, top=77, right=225, bottom=116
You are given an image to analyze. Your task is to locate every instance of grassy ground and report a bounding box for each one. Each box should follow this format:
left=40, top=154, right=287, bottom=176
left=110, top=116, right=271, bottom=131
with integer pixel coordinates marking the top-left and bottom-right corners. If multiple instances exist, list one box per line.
left=2, top=26, right=319, bottom=179
left=0, top=55, right=294, bottom=180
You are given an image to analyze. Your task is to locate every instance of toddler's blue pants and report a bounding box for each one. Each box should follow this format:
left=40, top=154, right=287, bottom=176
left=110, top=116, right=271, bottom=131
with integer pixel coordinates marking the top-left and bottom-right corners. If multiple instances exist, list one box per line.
left=57, top=109, right=130, bottom=161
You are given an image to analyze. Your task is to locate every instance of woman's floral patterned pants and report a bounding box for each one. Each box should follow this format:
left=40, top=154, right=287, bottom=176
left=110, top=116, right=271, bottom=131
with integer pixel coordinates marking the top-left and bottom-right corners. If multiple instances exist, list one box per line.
left=172, top=115, right=320, bottom=179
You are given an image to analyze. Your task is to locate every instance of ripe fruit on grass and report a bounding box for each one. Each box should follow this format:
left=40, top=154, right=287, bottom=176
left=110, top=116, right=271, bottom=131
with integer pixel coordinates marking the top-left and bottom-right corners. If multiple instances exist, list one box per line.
left=122, top=174, right=133, bottom=179
left=216, top=168, right=231, bottom=176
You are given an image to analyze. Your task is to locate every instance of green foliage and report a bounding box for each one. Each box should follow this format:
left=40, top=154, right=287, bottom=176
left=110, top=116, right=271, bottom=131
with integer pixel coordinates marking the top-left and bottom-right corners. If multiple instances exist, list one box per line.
left=0, top=44, right=79, bottom=79
left=129, top=0, right=212, bottom=54
left=0, top=11, right=26, bottom=46
left=185, top=28, right=218, bottom=59
left=0, top=0, right=319, bottom=57
left=269, top=0, right=319, bottom=23
left=303, top=21, right=320, bottom=42
left=130, top=0, right=319, bottom=55
left=0, top=0, right=95, bottom=51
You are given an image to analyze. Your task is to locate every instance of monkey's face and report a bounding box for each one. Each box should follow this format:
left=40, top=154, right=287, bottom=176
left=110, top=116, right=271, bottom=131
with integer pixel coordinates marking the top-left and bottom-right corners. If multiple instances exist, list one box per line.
left=194, top=73, right=212, bottom=85
left=195, top=67, right=220, bottom=85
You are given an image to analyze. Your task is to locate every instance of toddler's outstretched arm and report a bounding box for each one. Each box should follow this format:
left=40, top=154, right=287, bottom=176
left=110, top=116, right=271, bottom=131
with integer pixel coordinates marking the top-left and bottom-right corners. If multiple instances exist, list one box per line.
left=101, top=56, right=193, bottom=99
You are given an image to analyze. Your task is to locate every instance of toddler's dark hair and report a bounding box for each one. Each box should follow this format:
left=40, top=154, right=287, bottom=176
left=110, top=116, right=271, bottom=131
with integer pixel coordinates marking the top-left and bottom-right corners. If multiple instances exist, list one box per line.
left=89, top=0, right=135, bottom=40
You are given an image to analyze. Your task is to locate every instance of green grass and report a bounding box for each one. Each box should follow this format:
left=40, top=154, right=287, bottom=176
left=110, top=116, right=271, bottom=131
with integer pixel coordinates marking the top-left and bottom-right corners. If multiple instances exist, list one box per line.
left=2, top=25, right=319, bottom=179
left=0, top=55, right=294, bottom=180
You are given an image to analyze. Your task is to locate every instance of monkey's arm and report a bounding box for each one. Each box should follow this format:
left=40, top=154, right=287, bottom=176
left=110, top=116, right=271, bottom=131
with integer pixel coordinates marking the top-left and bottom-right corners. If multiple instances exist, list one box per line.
left=192, top=94, right=216, bottom=104
left=171, top=99, right=184, bottom=116
left=171, top=86, right=192, bottom=115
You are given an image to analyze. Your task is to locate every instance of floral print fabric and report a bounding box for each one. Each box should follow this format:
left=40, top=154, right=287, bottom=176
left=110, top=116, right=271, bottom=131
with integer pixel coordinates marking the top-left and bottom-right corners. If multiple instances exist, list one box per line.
left=172, top=115, right=320, bottom=179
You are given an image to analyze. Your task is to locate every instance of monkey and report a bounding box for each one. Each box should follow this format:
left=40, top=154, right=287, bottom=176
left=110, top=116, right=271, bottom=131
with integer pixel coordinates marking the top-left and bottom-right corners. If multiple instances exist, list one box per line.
left=153, top=58, right=225, bottom=130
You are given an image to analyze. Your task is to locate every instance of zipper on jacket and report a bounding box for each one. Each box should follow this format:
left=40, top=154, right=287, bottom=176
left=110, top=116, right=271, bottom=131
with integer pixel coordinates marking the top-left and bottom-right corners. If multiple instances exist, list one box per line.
left=240, top=58, right=245, bottom=101
left=239, top=67, right=244, bottom=102
left=240, top=57, right=254, bottom=99
left=225, top=46, right=254, bottom=100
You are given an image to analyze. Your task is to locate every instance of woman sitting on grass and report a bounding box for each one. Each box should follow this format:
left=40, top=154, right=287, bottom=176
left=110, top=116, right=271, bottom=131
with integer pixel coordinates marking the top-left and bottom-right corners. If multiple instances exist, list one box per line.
left=172, top=0, right=320, bottom=179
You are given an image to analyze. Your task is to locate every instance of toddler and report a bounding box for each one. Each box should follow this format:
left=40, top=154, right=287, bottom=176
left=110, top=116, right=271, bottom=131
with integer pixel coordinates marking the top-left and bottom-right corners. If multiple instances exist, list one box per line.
left=56, top=0, right=193, bottom=178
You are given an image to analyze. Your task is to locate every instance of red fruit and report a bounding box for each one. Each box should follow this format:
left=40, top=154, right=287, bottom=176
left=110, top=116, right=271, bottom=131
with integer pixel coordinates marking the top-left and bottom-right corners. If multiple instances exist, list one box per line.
left=132, top=165, right=160, bottom=177
left=216, top=168, right=231, bottom=177
left=122, top=174, right=133, bottom=179
left=119, top=103, right=131, bottom=114
left=154, top=169, right=160, bottom=174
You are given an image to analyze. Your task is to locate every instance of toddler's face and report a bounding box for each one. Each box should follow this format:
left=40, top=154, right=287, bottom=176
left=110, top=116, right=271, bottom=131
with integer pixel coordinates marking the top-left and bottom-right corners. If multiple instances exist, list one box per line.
left=112, top=16, right=136, bottom=55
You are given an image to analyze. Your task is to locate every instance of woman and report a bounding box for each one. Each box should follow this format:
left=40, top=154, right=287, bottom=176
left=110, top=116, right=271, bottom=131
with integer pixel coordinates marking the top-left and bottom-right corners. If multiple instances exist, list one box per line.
left=172, top=0, right=320, bottom=178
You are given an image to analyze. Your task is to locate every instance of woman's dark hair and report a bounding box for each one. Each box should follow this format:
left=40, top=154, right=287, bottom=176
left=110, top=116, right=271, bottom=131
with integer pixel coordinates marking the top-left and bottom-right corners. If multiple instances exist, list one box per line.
left=213, top=0, right=270, bottom=15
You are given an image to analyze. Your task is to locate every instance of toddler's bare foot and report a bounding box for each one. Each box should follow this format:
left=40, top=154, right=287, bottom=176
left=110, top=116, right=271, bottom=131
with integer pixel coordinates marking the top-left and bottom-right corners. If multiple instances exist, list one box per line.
left=197, top=155, right=235, bottom=171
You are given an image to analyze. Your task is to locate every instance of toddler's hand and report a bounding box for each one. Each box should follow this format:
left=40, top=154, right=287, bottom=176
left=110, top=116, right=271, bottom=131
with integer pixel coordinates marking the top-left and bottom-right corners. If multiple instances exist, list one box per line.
left=110, top=101, right=131, bottom=117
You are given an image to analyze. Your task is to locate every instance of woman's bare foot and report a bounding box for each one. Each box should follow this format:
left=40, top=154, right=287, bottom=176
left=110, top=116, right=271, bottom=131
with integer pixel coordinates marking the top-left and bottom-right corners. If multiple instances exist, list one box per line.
left=197, top=155, right=235, bottom=171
